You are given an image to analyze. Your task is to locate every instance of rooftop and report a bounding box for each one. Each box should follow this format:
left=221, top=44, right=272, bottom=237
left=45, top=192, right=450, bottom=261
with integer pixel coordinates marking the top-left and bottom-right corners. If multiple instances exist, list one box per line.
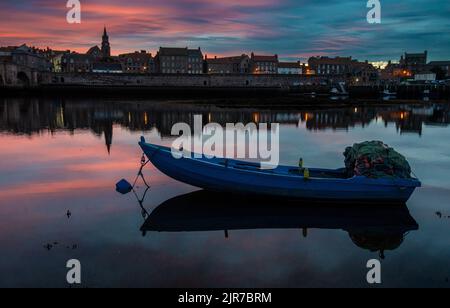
left=188, top=48, right=202, bottom=57
left=207, top=55, right=248, bottom=64
left=251, top=53, right=278, bottom=62
left=405, top=51, right=427, bottom=57
left=159, top=47, right=188, bottom=56
left=308, top=56, right=353, bottom=64
left=63, top=52, right=94, bottom=60
left=428, top=61, right=450, bottom=66
left=118, top=51, right=153, bottom=59
left=87, top=46, right=101, bottom=55
left=0, top=46, right=18, bottom=52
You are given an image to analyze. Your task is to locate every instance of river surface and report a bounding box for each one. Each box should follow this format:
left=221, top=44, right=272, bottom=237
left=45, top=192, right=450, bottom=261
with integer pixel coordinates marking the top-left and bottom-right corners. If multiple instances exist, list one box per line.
left=0, top=97, right=449, bottom=287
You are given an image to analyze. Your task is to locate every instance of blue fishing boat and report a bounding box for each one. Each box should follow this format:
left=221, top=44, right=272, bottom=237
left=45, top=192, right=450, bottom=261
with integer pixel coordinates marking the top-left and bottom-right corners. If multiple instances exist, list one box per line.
left=139, top=137, right=421, bottom=203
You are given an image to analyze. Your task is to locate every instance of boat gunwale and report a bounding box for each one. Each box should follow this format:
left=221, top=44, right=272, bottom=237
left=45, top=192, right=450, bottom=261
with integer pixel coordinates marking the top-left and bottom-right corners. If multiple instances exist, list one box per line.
left=139, top=141, right=421, bottom=188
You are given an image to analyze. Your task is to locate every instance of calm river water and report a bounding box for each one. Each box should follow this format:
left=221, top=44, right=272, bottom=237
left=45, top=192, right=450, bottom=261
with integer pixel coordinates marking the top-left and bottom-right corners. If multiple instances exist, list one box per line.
left=0, top=97, right=449, bottom=287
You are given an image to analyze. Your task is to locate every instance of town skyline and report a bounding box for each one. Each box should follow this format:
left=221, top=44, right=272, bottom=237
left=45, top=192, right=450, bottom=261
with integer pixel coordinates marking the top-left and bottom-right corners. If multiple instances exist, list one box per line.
left=0, top=27, right=445, bottom=70
left=1, top=0, right=449, bottom=63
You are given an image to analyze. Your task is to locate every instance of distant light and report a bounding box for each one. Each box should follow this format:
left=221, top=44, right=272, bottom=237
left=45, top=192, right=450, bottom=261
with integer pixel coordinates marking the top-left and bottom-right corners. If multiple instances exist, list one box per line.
left=370, top=61, right=389, bottom=69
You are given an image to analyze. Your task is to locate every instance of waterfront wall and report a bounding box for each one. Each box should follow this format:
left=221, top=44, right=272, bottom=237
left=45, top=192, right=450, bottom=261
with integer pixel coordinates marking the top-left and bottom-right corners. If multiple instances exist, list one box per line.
left=44, top=73, right=338, bottom=90
left=39, top=74, right=450, bottom=99
left=1, top=63, right=449, bottom=99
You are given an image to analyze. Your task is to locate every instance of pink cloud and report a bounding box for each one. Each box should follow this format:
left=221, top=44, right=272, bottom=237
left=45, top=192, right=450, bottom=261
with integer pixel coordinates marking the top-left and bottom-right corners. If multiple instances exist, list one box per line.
left=0, top=0, right=284, bottom=54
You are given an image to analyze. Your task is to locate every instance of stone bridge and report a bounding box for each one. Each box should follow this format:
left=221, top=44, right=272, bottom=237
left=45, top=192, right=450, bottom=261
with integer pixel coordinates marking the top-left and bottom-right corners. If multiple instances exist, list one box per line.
left=0, top=62, right=51, bottom=88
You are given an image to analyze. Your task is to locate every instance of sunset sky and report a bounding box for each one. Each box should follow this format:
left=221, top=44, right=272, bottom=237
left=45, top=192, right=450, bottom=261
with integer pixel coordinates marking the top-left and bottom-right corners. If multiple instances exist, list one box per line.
left=0, top=0, right=449, bottom=61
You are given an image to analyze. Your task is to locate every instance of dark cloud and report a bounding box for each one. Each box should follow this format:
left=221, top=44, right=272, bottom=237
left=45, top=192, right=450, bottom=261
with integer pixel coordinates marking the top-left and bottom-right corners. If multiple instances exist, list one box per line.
left=0, top=0, right=449, bottom=60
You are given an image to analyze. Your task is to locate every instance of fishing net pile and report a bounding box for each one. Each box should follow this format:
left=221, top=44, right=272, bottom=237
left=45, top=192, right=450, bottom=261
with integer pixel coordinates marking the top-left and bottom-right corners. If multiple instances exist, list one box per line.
left=344, top=141, right=412, bottom=179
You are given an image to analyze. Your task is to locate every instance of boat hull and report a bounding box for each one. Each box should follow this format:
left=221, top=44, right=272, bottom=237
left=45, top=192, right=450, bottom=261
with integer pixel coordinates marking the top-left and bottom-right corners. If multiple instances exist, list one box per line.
left=139, top=139, right=421, bottom=203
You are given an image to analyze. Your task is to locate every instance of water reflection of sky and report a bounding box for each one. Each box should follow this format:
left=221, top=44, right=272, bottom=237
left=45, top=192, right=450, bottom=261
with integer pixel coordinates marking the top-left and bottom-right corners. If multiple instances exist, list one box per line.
left=0, top=99, right=450, bottom=287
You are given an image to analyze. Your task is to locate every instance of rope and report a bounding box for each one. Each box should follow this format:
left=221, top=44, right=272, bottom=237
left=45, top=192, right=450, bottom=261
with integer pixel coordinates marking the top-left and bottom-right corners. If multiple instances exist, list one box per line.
left=132, top=153, right=150, bottom=189
left=132, top=153, right=151, bottom=220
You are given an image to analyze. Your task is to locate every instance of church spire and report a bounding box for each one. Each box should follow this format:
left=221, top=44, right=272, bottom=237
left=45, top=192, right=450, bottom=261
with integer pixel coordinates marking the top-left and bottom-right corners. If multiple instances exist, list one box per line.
left=101, top=26, right=111, bottom=58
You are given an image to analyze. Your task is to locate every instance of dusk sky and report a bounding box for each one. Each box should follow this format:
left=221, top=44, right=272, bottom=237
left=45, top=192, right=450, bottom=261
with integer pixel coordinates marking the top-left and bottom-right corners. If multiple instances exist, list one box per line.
left=0, top=0, right=449, bottom=62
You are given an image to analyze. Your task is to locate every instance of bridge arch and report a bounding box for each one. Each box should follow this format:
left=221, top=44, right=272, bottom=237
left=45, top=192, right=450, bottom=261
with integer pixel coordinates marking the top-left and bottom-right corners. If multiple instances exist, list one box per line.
left=17, top=71, right=30, bottom=87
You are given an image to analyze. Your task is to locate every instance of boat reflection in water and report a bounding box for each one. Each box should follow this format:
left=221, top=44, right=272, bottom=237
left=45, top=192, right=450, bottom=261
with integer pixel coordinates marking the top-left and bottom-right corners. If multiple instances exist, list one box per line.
left=140, top=190, right=419, bottom=259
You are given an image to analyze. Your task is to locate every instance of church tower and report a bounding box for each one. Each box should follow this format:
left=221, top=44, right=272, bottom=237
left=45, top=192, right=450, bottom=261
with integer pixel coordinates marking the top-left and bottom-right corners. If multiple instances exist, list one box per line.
left=101, top=27, right=111, bottom=58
